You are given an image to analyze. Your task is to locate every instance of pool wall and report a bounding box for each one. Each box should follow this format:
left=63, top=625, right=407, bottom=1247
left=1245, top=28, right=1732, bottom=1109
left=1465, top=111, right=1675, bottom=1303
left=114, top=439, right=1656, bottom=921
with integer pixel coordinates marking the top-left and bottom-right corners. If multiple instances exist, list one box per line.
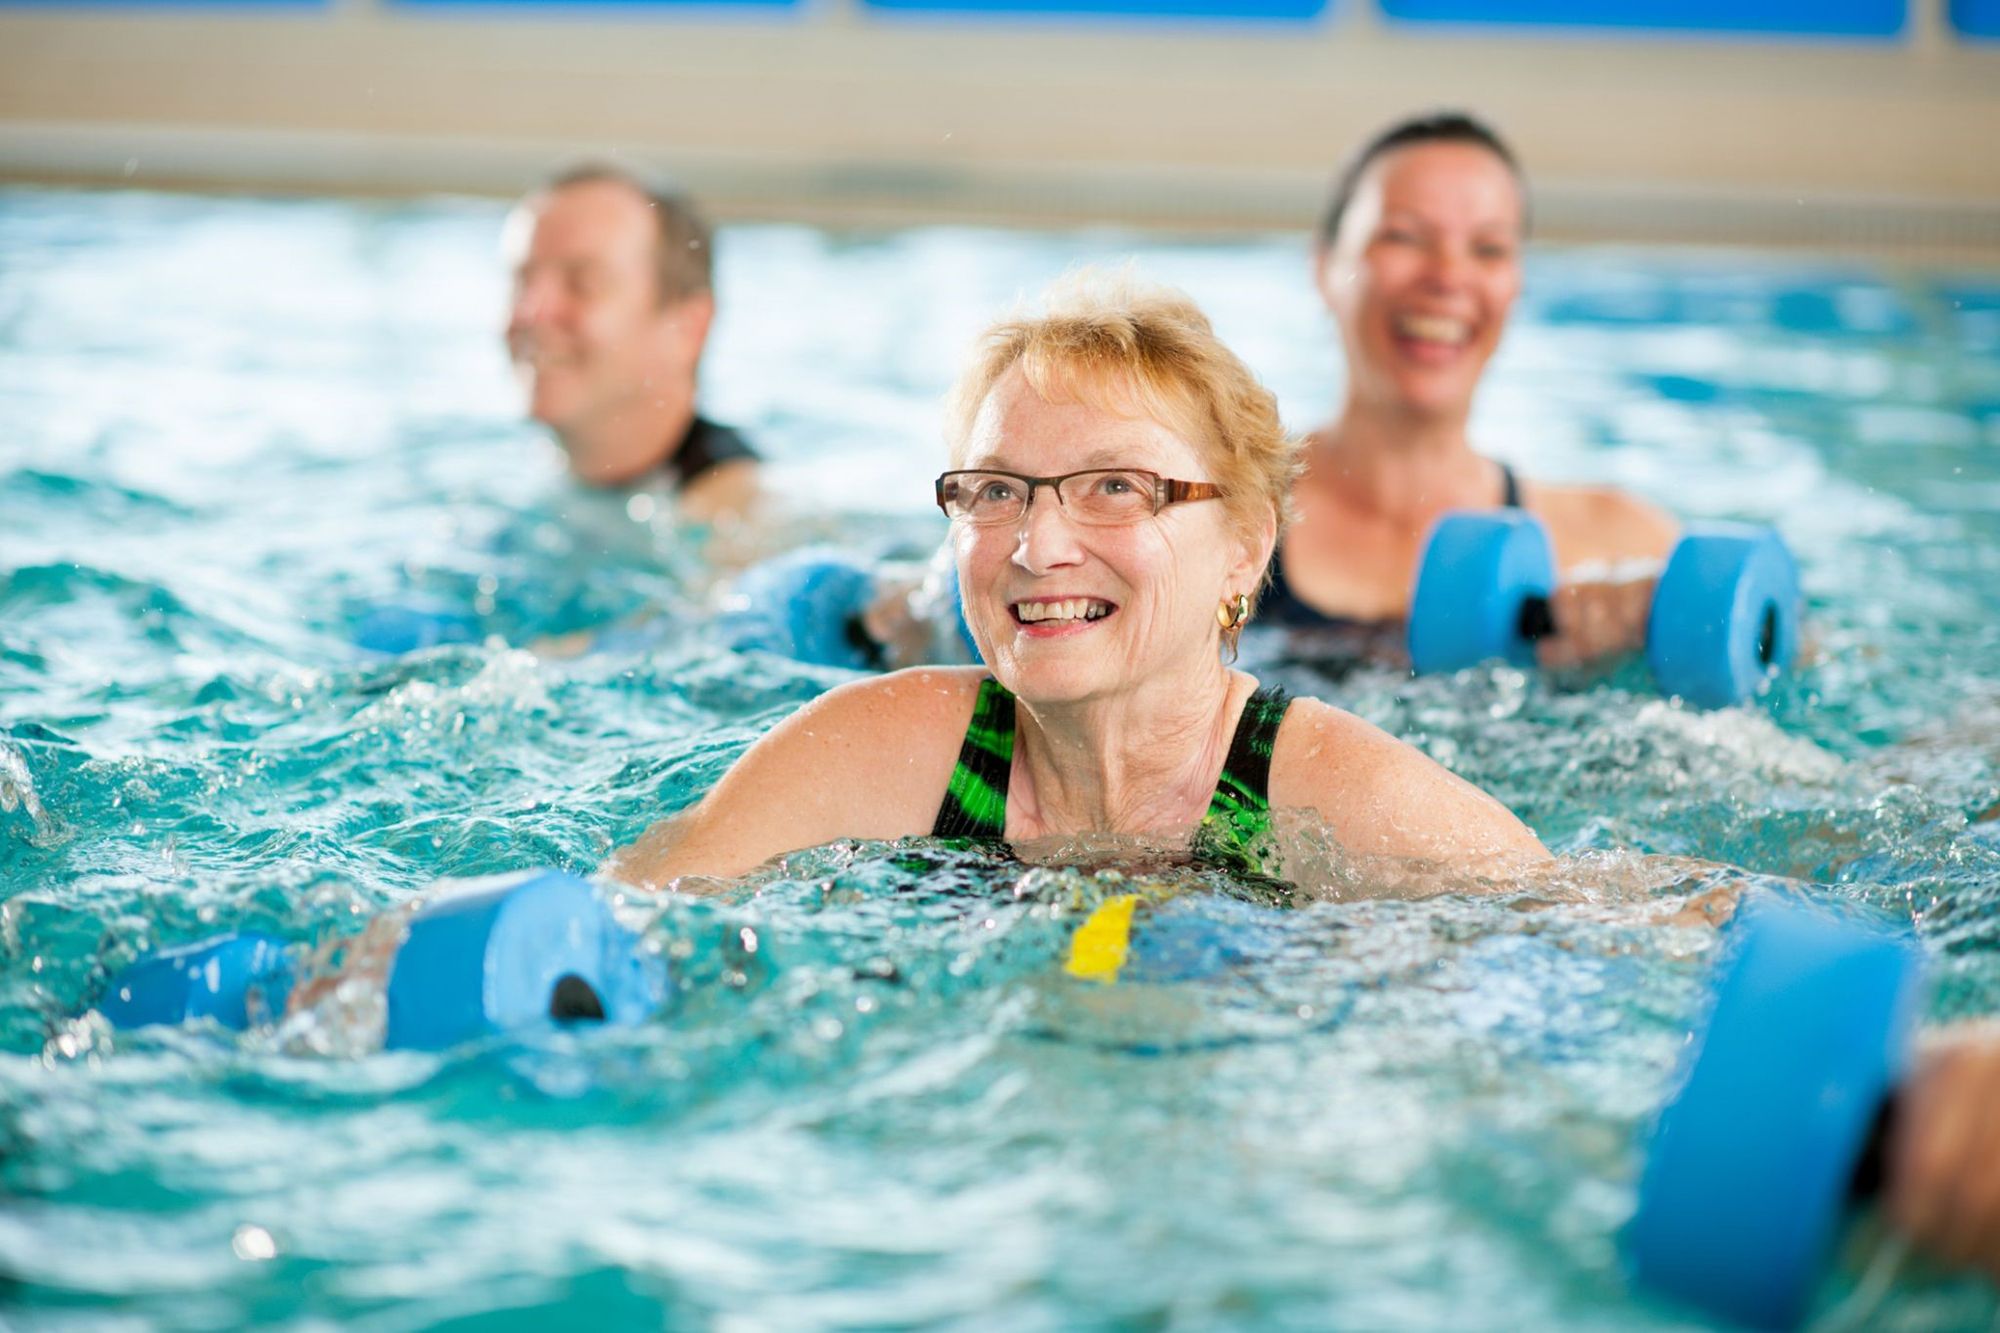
left=1, top=0, right=1998, bottom=250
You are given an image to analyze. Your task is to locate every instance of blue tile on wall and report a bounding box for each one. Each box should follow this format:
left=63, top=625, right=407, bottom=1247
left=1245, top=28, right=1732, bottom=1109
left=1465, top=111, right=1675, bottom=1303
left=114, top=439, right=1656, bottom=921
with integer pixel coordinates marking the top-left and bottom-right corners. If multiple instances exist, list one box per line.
left=1378, top=0, right=1902, bottom=38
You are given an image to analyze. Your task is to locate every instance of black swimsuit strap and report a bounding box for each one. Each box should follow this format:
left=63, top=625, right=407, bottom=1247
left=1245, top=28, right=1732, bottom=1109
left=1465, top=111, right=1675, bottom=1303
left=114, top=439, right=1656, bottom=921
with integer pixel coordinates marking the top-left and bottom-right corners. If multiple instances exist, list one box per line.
left=669, top=417, right=760, bottom=492
left=1196, top=684, right=1292, bottom=869
left=930, top=678, right=1293, bottom=861
left=1498, top=460, right=1522, bottom=509
left=1209, top=684, right=1290, bottom=816
left=931, top=678, right=1016, bottom=839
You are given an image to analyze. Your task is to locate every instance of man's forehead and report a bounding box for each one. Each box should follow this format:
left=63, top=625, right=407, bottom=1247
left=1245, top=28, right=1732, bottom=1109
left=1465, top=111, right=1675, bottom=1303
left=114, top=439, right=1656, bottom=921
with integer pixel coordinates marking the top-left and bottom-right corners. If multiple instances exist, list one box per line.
left=508, top=181, right=656, bottom=261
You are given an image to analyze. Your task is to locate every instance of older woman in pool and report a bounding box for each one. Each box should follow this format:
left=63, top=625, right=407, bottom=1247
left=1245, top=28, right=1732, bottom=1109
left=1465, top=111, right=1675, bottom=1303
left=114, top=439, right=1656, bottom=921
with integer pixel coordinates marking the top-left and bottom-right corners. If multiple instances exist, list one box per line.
left=611, top=277, right=1547, bottom=885
left=1266, top=111, right=1677, bottom=669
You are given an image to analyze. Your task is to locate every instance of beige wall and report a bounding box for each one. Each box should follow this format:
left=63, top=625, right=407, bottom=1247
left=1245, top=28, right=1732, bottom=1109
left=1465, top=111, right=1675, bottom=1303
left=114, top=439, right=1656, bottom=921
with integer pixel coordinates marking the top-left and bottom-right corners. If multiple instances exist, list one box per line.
left=4, top=0, right=2000, bottom=251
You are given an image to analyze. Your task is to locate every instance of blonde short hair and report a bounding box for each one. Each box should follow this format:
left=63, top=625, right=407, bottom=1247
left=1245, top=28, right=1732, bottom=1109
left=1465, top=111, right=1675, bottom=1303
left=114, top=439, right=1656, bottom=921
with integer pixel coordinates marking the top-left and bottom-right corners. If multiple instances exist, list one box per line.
left=944, top=272, right=1300, bottom=601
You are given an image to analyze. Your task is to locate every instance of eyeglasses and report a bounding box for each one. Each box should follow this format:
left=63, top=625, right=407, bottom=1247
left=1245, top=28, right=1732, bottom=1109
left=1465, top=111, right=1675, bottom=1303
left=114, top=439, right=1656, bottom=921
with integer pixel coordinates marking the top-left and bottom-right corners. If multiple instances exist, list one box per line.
left=935, top=468, right=1225, bottom=527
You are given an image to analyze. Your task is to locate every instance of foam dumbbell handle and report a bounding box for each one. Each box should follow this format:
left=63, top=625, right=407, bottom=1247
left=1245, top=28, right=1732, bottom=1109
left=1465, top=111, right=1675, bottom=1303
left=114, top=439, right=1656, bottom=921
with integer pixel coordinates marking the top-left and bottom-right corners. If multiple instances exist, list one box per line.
left=717, top=549, right=882, bottom=671
left=1645, top=526, right=1800, bottom=709
left=1625, top=899, right=1924, bottom=1330
left=99, top=932, right=296, bottom=1031
left=1407, top=512, right=1558, bottom=675
left=383, top=870, right=667, bottom=1051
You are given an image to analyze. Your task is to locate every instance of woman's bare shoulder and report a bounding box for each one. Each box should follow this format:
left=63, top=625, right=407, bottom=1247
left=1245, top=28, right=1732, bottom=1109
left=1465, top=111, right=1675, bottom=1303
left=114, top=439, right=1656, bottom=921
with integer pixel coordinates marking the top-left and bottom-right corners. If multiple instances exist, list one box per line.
left=1268, top=693, right=1548, bottom=867
left=1267, top=694, right=1419, bottom=798
left=609, top=667, right=988, bottom=886
left=759, top=666, right=988, bottom=785
left=808, top=665, right=989, bottom=724
left=1523, top=479, right=1679, bottom=569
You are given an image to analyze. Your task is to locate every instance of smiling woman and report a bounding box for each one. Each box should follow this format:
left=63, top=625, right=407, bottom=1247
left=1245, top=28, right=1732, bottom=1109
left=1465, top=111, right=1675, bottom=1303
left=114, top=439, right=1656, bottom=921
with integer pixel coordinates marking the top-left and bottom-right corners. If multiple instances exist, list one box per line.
left=1264, top=112, right=1680, bottom=668
left=608, top=273, right=1550, bottom=888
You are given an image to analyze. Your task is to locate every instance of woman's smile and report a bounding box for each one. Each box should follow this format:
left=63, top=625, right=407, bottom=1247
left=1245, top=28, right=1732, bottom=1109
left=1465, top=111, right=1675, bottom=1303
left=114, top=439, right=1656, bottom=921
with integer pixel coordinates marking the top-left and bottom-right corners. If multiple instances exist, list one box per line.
left=1011, top=596, right=1117, bottom=631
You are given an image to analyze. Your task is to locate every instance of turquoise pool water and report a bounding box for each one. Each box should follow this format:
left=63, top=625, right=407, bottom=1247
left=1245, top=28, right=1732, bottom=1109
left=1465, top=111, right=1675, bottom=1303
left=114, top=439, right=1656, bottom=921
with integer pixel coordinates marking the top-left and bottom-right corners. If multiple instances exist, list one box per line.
left=2, top=187, right=1998, bottom=1328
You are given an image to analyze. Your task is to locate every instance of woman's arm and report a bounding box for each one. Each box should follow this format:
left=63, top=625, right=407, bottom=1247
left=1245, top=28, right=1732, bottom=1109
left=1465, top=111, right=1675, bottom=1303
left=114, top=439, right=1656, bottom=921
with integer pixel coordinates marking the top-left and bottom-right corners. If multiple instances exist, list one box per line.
left=1272, top=697, right=1551, bottom=874
left=1888, top=1020, right=2000, bottom=1280
left=606, top=668, right=979, bottom=888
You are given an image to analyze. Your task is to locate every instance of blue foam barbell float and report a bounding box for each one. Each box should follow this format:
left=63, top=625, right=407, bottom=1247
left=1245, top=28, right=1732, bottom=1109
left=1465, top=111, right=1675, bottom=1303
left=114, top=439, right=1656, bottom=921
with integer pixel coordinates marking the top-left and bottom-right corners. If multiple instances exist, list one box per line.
left=717, top=547, right=884, bottom=671
left=1625, top=899, right=1925, bottom=1329
left=98, top=931, right=296, bottom=1030
left=384, top=871, right=664, bottom=1049
left=353, top=546, right=978, bottom=671
left=1405, top=511, right=1799, bottom=706
left=1645, top=525, right=1800, bottom=710
left=1407, top=511, right=1558, bottom=675
left=98, top=871, right=665, bottom=1051
left=721, top=544, right=984, bottom=673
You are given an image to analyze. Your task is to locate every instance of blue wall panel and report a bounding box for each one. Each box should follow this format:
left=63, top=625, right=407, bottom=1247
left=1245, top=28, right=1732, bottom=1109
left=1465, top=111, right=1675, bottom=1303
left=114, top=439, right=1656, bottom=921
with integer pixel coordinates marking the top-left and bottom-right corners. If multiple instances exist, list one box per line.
left=864, top=0, right=1329, bottom=21
left=1950, top=0, right=2000, bottom=37
left=0, top=0, right=320, bottom=8
left=391, top=0, right=794, bottom=8
left=1378, top=0, right=1902, bottom=38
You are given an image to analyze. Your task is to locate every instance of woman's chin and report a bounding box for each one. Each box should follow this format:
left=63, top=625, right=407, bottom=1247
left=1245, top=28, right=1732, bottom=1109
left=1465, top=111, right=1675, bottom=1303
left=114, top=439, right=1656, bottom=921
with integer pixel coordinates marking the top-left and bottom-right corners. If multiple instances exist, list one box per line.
left=1387, top=376, right=1476, bottom=418
left=992, top=650, right=1113, bottom=706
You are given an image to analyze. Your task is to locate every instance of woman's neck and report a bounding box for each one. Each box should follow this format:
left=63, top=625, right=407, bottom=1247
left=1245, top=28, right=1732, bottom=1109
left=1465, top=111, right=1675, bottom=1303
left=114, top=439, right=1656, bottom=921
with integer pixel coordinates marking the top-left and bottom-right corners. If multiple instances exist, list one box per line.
left=1311, top=393, right=1494, bottom=522
left=1007, top=658, right=1244, bottom=839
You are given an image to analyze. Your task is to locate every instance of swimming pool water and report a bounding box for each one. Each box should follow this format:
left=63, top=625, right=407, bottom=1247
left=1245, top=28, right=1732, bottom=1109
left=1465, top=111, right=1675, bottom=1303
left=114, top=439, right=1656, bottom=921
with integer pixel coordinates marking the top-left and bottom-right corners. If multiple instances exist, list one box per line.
left=2, top=187, right=1998, bottom=1329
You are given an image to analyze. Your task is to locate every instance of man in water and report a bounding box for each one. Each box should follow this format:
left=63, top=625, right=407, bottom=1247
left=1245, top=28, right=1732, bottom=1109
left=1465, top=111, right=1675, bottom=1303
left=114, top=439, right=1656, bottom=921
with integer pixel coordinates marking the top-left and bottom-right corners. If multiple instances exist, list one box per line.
left=503, top=165, right=759, bottom=523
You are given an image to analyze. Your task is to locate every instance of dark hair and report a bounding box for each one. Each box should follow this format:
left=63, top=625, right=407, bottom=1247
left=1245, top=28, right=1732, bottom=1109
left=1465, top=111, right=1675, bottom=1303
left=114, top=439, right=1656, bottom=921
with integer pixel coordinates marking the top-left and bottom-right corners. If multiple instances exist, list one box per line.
left=543, top=162, right=715, bottom=304
left=1314, top=111, right=1527, bottom=250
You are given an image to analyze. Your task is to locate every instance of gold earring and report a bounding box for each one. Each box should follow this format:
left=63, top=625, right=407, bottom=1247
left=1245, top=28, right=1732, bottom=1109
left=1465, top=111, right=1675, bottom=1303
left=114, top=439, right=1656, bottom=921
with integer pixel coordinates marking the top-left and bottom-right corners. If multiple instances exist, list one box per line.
left=1216, top=593, right=1251, bottom=631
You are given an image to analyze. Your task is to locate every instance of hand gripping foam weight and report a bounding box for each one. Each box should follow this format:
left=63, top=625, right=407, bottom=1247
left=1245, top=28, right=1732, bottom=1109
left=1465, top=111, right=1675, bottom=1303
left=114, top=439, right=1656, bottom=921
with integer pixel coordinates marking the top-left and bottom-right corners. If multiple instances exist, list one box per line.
left=1407, top=511, right=1557, bottom=675
left=1624, top=899, right=1924, bottom=1330
left=98, top=932, right=296, bottom=1030
left=383, top=871, right=666, bottom=1051
left=1645, top=526, right=1800, bottom=709
left=717, top=548, right=881, bottom=671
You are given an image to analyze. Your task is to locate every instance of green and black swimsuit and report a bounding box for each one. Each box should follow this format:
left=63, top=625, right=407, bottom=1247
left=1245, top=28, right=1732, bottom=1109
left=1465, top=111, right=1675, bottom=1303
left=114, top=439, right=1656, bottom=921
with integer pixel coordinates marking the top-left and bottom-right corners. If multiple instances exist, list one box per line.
left=930, top=678, right=1293, bottom=873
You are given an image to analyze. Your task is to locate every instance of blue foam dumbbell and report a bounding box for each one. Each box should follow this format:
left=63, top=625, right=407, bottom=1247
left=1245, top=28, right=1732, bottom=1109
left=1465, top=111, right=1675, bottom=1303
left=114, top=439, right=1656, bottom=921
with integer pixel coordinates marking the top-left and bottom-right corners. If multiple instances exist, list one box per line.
left=384, top=871, right=665, bottom=1050
left=1646, top=525, right=1799, bottom=710
left=97, top=871, right=664, bottom=1050
left=1407, top=511, right=1558, bottom=675
left=1406, top=511, right=1798, bottom=706
left=717, top=548, right=883, bottom=671
left=98, top=931, right=296, bottom=1030
left=1625, top=900, right=1925, bottom=1330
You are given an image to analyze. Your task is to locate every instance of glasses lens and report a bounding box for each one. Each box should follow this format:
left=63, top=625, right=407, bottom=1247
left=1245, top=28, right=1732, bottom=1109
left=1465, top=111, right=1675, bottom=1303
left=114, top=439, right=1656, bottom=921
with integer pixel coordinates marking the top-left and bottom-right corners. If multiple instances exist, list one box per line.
left=1066, top=470, right=1159, bottom=524
left=945, top=472, right=1028, bottom=524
